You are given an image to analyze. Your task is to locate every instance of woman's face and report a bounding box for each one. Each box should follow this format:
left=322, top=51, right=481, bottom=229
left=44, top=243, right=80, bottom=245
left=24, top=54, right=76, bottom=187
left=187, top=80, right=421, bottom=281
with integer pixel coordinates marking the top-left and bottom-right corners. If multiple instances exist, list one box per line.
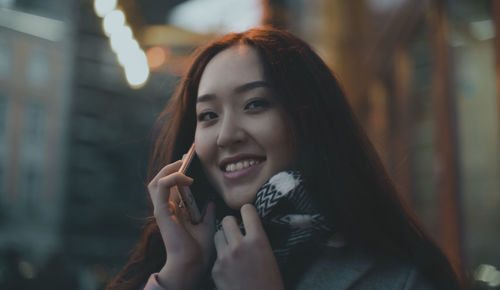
left=194, top=45, right=295, bottom=210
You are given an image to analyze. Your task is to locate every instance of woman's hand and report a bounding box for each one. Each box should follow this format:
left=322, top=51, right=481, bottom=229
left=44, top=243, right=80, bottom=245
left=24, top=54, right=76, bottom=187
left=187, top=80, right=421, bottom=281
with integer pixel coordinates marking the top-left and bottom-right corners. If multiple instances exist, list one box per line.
left=212, top=204, right=285, bottom=290
left=148, top=160, right=216, bottom=290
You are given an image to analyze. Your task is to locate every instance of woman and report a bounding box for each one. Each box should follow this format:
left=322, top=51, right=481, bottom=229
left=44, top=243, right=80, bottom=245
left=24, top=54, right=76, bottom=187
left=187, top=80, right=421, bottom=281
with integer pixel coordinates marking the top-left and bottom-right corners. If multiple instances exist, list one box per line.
left=107, top=27, right=466, bottom=289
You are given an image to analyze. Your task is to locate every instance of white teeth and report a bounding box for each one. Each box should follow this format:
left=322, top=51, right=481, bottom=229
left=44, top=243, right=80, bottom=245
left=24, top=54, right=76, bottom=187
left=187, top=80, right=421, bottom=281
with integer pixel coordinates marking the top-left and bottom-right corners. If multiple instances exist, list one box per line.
left=224, top=159, right=261, bottom=172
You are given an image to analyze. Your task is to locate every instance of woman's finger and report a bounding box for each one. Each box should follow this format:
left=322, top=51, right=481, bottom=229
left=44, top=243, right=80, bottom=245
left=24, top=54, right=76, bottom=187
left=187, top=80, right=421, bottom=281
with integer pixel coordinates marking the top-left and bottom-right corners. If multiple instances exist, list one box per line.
left=149, top=160, right=183, bottom=186
left=158, top=172, right=193, bottom=189
left=240, top=204, right=265, bottom=238
left=149, top=174, right=193, bottom=221
left=154, top=189, right=197, bottom=255
left=166, top=199, right=178, bottom=216
left=221, top=216, right=243, bottom=245
left=153, top=173, right=192, bottom=203
left=214, top=229, right=228, bottom=258
left=175, top=194, right=192, bottom=224
left=150, top=174, right=195, bottom=251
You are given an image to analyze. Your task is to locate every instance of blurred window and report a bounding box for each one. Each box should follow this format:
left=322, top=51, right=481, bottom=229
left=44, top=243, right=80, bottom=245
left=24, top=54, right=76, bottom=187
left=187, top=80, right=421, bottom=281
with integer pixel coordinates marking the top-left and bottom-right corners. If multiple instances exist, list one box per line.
left=0, top=94, right=6, bottom=202
left=19, top=164, right=41, bottom=217
left=0, top=93, right=6, bottom=144
left=0, top=162, right=3, bottom=199
left=23, top=101, right=45, bottom=148
left=0, top=94, right=6, bottom=195
left=0, top=93, right=3, bottom=203
left=15, top=101, right=45, bottom=216
left=26, top=47, right=50, bottom=87
left=0, top=40, right=11, bottom=80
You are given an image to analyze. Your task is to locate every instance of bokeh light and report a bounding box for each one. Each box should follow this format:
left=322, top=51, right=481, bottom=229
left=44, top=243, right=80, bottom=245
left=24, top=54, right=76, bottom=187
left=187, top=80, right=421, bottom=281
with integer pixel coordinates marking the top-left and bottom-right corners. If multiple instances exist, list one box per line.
left=125, top=57, right=150, bottom=88
left=116, top=41, right=140, bottom=66
left=102, top=9, right=125, bottom=36
left=93, top=0, right=117, bottom=17
left=93, top=1, right=149, bottom=88
left=146, top=46, right=170, bottom=69
left=109, top=25, right=133, bottom=53
left=18, top=260, right=37, bottom=279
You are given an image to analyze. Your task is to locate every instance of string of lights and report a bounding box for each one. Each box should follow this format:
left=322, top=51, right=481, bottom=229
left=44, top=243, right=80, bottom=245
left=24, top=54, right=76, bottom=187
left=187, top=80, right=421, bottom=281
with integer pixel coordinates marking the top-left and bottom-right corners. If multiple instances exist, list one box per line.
left=93, top=0, right=149, bottom=88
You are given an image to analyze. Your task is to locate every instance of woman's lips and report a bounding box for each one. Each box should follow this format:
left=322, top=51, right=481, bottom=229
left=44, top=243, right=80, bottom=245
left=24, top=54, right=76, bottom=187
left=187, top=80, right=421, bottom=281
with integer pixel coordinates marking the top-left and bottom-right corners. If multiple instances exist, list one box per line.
left=222, top=161, right=265, bottom=180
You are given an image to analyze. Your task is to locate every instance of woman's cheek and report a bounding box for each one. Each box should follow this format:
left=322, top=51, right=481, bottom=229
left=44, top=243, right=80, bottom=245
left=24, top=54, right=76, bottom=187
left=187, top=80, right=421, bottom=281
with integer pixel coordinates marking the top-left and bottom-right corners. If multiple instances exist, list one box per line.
left=194, top=129, right=213, bottom=158
left=194, top=128, right=220, bottom=185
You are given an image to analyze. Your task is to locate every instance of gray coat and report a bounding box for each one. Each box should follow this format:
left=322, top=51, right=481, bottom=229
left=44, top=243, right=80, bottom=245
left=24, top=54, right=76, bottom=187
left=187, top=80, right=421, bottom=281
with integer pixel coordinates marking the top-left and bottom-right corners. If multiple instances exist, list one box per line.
left=143, top=245, right=438, bottom=290
left=294, top=246, right=436, bottom=290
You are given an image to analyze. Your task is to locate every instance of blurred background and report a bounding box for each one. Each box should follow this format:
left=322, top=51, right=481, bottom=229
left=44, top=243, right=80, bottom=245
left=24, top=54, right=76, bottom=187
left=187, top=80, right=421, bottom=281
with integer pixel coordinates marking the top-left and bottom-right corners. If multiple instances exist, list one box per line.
left=0, top=0, right=499, bottom=289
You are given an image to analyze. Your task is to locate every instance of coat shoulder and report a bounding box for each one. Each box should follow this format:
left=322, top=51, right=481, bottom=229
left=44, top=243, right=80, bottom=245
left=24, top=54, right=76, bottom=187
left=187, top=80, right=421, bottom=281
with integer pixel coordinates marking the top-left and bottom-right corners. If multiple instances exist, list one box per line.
left=294, top=246, right=436, bottom=290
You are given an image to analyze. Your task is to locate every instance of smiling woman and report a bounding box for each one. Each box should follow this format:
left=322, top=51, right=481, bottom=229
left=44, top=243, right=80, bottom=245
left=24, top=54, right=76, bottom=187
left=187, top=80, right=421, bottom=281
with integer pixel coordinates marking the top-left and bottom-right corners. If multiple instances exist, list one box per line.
left=106, top=27, right=467, bottom=290
left=195, top=45, right=295, bottom=210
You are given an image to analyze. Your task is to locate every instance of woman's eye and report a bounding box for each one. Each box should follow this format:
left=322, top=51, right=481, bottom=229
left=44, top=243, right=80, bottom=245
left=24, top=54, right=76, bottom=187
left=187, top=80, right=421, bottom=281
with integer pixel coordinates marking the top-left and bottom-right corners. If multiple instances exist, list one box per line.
left=197, top=112, right=217, bottom=122
left=245, top=99, right=270, bottom=111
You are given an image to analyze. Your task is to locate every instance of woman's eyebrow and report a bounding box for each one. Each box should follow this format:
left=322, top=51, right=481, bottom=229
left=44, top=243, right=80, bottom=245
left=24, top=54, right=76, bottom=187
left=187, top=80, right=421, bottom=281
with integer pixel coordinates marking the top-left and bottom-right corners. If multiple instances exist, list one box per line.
left=196, top=94, right=215, bottom=103
left=233, top=80, right=271, bottom=94
left=197, top=80, right=271, bottom=103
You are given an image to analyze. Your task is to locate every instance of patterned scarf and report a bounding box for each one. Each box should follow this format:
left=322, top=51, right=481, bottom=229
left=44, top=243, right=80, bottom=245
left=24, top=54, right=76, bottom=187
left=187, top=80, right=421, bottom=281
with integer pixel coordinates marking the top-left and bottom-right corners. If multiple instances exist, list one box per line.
left=216, top=170, right=335, bottom=268
left=253, top=170, right=334, bottom=267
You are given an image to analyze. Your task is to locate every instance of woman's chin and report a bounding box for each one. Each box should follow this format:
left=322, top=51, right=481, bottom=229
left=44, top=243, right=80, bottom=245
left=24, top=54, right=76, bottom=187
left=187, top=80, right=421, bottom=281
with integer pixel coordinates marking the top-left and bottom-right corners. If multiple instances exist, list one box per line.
left=221, top=190, right=257, bottom=210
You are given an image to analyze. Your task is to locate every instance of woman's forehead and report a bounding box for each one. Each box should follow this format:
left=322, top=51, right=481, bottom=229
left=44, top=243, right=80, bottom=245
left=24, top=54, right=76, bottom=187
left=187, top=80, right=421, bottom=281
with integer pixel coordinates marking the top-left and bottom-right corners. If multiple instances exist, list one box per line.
left=197, top=45, right=267, bottom=96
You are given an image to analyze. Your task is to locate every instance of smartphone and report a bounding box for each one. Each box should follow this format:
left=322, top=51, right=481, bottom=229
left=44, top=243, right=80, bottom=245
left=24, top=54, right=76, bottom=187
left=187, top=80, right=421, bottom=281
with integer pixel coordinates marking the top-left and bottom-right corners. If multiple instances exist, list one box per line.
left=175, top=143, right=211, bottom=224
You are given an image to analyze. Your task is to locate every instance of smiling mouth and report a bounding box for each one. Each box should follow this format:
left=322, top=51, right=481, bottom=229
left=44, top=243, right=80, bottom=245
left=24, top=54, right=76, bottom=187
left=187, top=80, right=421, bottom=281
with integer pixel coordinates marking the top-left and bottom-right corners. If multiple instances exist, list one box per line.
left=221, top=158, right=265, bottom=172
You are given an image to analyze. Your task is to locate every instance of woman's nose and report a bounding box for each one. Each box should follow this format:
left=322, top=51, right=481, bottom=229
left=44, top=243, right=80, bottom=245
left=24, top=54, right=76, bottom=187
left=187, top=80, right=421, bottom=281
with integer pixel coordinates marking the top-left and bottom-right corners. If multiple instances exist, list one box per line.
left=216, top=114, right=246, bottom=148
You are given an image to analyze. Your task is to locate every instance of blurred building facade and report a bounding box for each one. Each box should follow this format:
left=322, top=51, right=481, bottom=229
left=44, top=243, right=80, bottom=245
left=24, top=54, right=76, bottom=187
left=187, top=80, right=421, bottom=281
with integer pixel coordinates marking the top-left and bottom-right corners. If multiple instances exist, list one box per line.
left=0, top=1, right=76, bottom=288
left=0, top=0, right=174, bottom=288
left=281, top=0, right=500, bottom=286
left=283, top=0, right=500, bottom=282
left=0, top=0, right=499, bottom=289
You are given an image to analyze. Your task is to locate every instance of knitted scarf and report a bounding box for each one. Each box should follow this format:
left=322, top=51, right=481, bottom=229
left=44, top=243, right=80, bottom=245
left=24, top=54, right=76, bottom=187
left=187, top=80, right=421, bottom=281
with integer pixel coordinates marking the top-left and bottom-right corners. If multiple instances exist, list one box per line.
left=253, top=170, right=334, bottom=267
left=216, top=170, right=335, bottom=268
